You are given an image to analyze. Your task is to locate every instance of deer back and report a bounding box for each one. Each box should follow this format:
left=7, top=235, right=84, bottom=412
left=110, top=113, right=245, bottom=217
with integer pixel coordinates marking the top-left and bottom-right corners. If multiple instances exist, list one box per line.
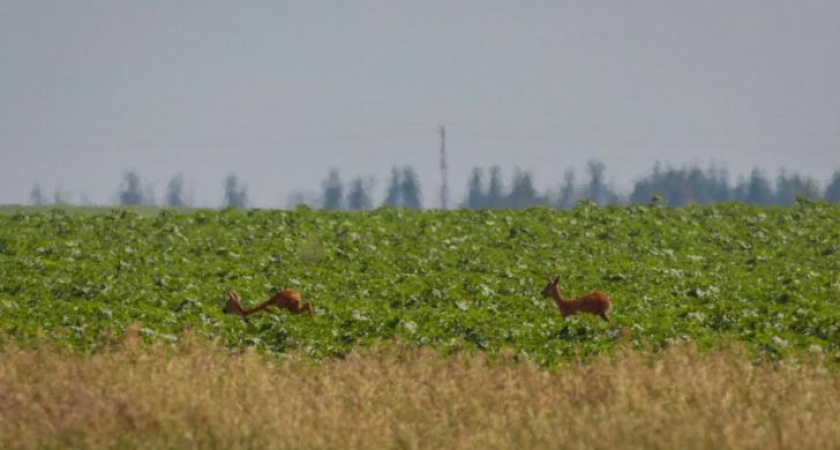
left=563, top=292, right=611, bottom=315
left=270, top=289, right=302, bottom=308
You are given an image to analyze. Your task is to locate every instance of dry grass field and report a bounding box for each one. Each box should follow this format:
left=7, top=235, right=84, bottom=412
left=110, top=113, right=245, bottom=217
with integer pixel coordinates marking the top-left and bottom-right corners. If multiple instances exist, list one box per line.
left=1, top=333, right=839, bottom=450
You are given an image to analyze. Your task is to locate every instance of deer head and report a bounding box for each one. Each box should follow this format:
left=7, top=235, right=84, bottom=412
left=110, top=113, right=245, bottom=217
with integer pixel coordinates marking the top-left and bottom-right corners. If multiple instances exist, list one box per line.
left=541, top=276, right=560, bottom=299
left=222, top=291, right=246, bottom=319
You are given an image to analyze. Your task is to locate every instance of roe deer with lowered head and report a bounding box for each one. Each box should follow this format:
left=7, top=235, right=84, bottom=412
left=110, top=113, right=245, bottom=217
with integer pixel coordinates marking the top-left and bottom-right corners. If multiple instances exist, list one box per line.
left=540, top=276, right=612, bottom=322
left=223, top=289, right=314, bottom=322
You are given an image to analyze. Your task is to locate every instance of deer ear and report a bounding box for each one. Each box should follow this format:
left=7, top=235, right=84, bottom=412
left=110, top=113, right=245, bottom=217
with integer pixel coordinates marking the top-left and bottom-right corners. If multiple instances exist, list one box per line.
left=552, top=276, right=559, bottom=284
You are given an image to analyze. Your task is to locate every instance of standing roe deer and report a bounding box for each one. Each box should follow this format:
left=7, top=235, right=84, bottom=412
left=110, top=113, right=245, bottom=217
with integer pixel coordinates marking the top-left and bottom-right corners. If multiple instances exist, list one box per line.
left=223, top=289, right=314, bottom=322
left=540, top=276, right=612, bottom=322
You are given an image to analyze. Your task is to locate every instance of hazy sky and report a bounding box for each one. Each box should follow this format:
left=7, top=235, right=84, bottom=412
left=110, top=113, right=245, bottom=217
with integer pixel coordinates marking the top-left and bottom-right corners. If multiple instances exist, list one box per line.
left=2, top=0, right=839, bottom=207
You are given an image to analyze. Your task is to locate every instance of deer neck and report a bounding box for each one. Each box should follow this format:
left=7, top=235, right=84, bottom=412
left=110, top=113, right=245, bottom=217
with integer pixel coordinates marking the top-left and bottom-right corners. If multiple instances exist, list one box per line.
left=242, top=300, right=274, bottom=316
left=551, top=288, right=568, bottom=307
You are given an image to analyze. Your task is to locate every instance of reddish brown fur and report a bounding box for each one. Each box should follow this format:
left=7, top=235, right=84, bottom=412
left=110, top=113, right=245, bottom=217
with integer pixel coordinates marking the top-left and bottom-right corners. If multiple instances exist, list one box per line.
left=223, top=289, right=314, bottom=322
left=540, top=276, right=612, bottom=322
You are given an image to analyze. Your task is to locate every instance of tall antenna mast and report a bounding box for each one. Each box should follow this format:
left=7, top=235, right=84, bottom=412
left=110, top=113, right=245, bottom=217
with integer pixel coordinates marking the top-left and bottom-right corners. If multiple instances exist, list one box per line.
left=439, top=124, right=449, bottom=210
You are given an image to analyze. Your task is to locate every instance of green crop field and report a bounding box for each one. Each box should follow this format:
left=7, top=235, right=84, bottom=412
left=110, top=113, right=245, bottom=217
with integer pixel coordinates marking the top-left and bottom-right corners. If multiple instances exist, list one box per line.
left=3, top=202, right=840, bottom=449
left=1, top=202, right=838, bottom=365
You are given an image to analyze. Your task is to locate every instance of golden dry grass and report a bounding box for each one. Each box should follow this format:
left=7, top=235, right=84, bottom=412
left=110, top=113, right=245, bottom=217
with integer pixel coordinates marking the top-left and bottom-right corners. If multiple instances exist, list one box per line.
left=1, top=334, right=839, bottom=450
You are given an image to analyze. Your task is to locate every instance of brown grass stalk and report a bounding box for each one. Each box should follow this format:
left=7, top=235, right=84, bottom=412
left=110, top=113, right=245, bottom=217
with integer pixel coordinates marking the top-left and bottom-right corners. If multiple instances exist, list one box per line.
left=1, top=335, right=839, bottom=450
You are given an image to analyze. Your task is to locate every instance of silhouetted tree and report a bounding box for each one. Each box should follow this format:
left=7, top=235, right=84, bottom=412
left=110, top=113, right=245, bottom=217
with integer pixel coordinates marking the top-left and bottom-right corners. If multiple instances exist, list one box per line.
left=53, top=189, right=70, bottom=205
left=383, top=167, right=402, bottom=207
left=347, top=177, right=373, bottom=210
left=629, top=179, right=653, bottom=205
left=321, top=169, right=344, bottom=210
left=630, top=163, right=733, bottom=206
left=685, top=166, right=706, bottom=203
left=401, top=166, right=423, bottom=209
left=745, top=168, right=773, bottom=205
left=465, top=167, right=486, bottom=209
left=825, top=171, right=840, bottom=203
left=486, top=165, right=504, bottom=209
left=506, top=169, right=544, bottom=208
left=30, top=184, right=46, bottom=206
left=556, top=170, right=577, bottom=210
left=585, top=160, right=611, bottom=205
left=775, top=170, right=819, bottom=206
left=166, top=173, right=188, bottom=207
left=119, top=170, right=145, bottom=206
left=708, top=164, right=731, bottom=203
left=223, top=173, right=248, bottom=208
left=731, top=175, right=748, bottom=203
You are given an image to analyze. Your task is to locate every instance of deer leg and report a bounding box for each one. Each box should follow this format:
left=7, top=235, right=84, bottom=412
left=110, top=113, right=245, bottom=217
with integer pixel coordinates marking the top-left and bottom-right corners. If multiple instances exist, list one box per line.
left=599, top=311, right=610, bottom=322
left=291, top=302, right=314, bottom=317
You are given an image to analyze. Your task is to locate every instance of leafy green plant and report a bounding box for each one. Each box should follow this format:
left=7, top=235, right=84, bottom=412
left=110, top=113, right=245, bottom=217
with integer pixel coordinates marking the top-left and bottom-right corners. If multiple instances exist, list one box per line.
left=0, top=202, right=838, bottom=365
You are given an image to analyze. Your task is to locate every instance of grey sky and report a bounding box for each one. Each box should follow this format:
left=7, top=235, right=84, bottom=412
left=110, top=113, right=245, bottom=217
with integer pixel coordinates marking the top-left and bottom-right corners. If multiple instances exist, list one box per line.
left=2, top=0, right=839, bottom=207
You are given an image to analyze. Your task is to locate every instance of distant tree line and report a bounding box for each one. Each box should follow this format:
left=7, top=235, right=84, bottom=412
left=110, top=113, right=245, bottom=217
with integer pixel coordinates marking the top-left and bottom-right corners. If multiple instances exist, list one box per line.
left=26, top=162, right=840, bottom=209
left=628, top=164, right=834, bottom=207
left=461, top=160, right=622, bottom=209
left=315, top=166, right=422, bottom=210
left=313, top=162, right=840, bottom=210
